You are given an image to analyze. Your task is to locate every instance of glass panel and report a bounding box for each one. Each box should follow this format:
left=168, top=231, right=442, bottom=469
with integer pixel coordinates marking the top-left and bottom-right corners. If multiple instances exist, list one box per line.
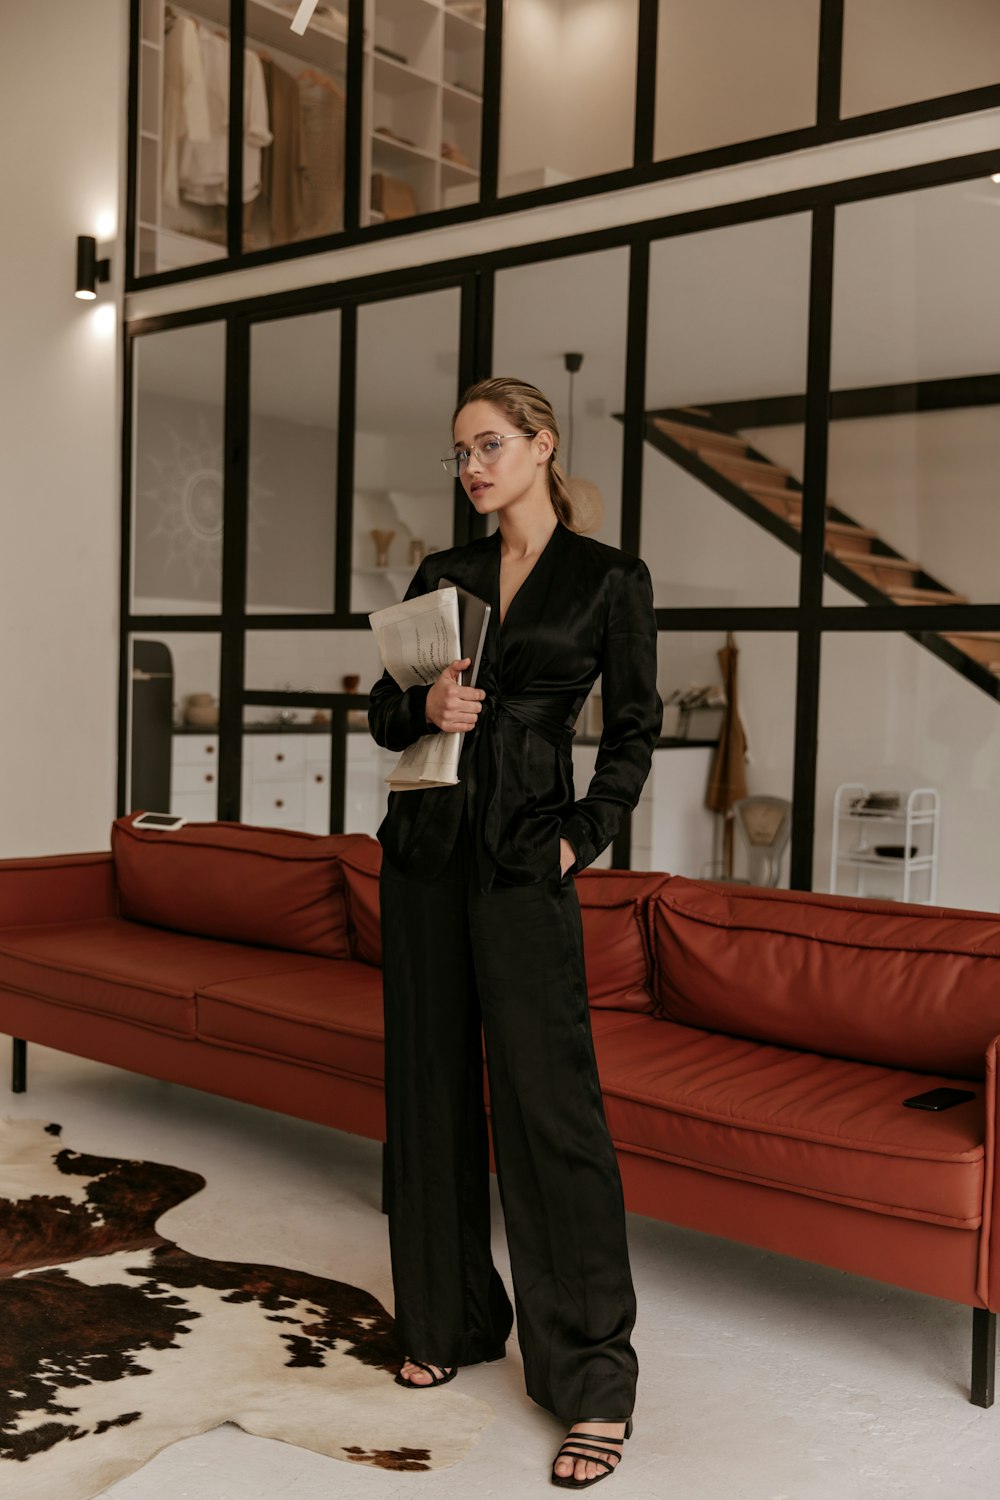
left=493, top=248, right=629, bottom=545
left=362, top=0, right=485, bottom=226
left=841, top=0, right=1000, bottom=118
left=127, top=631, right=221, bottom=820
left=247, top=310, right=340, bottom=612
left=631, top=631, right=796, bottom=882
left=244, top=629, right=383, bottom=694
left=499, top=0, right=638, bottom=196
left=132, top=323, right=226, bottom=614
left=243, top=0, right=349, bottom=252
left=643, top=216, right=811, bottom=607
left=654, top=0, right=820, bottom=160
left=352, top=286, right=461, bottom=613
left=816, top=633, right=998, bottom=911
left=136, top=0, right=231, bottom=276
left=825, top=179, right=1000, bottom=606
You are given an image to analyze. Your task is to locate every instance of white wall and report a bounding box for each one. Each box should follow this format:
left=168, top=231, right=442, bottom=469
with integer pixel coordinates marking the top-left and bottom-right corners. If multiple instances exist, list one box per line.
left=0, top=0, right=126, bottom=856
left=499, top=0, right=639, bottom=190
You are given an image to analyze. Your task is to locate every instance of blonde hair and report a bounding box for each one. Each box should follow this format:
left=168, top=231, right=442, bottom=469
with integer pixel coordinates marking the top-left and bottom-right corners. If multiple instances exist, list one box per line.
left=453, top=376, right=577, bottom=531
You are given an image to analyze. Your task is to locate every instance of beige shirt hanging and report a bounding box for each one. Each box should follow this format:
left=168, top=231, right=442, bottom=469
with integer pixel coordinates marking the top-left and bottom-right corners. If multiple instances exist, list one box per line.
left=297, top=73, right=345, bottom=236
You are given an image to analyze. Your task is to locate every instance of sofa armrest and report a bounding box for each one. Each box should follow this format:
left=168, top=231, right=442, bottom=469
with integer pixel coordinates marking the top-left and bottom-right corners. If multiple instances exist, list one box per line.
left=0, top=853, right=117, bottom=929
left=979, top=1035, right=1000, bottom=1309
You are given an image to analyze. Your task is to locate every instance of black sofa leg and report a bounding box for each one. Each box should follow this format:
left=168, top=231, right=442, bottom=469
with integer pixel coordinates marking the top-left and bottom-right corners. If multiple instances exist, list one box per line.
left=12, top=1038, right=26, bottom=1093
left=972, top=1308, right=996, bottom=1408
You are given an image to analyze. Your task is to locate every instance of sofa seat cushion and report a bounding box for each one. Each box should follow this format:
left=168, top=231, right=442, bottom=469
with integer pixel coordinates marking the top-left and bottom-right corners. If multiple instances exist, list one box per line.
left=196, top=961, right=384, bottom=1080
left=0, top=920, right=321, bottom=1035
left=593, top=1019, right=985, bottom=1228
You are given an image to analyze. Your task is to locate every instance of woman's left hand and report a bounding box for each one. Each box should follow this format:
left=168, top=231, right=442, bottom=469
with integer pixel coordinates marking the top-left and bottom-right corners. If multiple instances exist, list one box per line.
left=558, top=837, right=577, bottom=877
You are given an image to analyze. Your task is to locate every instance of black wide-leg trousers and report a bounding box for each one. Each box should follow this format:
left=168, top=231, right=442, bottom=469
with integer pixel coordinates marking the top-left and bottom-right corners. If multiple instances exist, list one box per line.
left=379, top=806, right=638, bottom=1423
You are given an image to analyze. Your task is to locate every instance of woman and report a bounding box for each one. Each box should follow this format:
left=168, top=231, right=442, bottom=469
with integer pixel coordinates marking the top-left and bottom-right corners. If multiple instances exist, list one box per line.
left=368, top=377, right=662, bottom=1489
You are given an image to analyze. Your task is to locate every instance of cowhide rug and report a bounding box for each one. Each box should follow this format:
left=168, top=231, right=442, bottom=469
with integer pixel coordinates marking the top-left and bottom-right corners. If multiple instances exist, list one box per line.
left=0, top=1117, right=493, bottom=1499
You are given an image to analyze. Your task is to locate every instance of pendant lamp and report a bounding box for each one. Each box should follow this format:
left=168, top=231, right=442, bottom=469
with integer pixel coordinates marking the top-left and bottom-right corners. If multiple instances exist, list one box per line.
left=563, top=352, right=605, bottom=535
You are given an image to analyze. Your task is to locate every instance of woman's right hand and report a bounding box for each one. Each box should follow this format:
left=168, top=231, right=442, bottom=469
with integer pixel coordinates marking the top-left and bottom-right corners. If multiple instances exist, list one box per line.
left=425, top=657, right=486, bottom=732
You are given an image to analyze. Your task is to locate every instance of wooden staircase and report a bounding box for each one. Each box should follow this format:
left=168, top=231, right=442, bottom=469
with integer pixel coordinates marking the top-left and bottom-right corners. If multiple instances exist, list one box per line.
left=646, top=409, right=1000, bottom=698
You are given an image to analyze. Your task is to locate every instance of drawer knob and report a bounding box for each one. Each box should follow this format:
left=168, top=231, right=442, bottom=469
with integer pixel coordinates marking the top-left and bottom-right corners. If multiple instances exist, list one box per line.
left=205, top=745, right=215, bottom=755
left=204, top=773, right=214, bottom=783
left=275, top=798, right=284, bottom=808
left=314, top=774, right=324, bottom=783
left=276, top=753, right=285, bottom=762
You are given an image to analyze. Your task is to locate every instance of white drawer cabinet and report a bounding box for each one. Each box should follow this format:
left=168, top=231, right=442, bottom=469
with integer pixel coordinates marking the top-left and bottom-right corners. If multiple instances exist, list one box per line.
left=170, top=734, right=219, bottom=821
left=172, top=730, right=402, bottom=838
left=241, top=732, right=331, bottom=834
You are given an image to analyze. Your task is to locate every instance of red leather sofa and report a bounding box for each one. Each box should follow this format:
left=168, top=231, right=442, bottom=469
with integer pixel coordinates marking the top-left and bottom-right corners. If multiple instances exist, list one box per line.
left=2, top=814, right=999, bottom=1407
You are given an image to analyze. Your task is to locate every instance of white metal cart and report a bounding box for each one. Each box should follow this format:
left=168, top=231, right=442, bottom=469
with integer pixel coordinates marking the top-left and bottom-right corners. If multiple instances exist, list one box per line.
left=830, top=783, right=940, bottom=904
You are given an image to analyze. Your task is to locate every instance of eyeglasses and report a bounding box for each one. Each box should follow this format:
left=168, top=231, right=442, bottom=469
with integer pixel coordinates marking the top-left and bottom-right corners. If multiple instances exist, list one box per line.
left=441, top=431, right=534, bottom=478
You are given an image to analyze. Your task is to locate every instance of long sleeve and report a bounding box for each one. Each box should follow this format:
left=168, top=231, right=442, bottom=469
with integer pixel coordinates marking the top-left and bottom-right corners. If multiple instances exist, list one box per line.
left=559, top=558, right=662, bottom=872
left=367, top=556, right=444, bottom=753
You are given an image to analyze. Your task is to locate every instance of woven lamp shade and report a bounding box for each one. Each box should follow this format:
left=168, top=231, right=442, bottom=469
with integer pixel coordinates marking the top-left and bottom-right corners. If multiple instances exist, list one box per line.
left=566, top=476, right=605, bottom=534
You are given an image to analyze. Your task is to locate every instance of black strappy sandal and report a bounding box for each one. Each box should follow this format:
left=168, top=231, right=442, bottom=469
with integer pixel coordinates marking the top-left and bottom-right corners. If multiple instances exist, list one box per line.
left=394, top=1358, right=457, bottom=1389
left=550, top=1416, right=633, bottom=1490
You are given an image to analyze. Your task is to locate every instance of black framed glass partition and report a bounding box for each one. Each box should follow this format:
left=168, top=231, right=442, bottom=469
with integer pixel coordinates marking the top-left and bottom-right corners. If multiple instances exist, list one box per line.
left=840, top=0, right=1000, bottom=117
left=654, top=0, right=821, bottom=160
left=127, top=0, right=1000, bottom=291
left=131, top=321, right=227, bottom=614
left=492, top=247, right=630, bottom=546
left=642, top=214, right=812, bottom=608
left=121, top=147, right=1000, bottom=915
left=497, top=0, right=638, bottom=196
left=351, top=285, right=463, bottom=614
left=824, top=177, right=1000, bottom=610
left=247, top=308, right=341, bottom=614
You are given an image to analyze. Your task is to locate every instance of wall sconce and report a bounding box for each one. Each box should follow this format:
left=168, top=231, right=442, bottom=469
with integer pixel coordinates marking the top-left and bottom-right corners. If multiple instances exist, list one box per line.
left=75, top=235, right=111, bottom=300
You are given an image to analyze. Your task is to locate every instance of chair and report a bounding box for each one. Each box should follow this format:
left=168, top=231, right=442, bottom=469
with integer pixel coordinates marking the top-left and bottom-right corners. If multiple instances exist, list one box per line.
left=731, top=796, right=791, bottom=887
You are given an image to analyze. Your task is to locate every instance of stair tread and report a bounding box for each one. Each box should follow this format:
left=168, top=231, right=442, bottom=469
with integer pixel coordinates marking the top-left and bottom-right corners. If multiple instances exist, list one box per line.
left=888, top=584, right=969, bottom=603
left=714, top=454, right=793, bottom=480
left=652, top=417, right=750, bottom=454
left=745, top=483, right=801, bottom=502
left=836, top=550, right=921, bottom=570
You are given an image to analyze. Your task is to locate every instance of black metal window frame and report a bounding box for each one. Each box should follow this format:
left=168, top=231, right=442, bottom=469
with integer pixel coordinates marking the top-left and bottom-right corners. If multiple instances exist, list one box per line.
left=120, top=139, right=1000, bottom=889
left=125, top=0, right=1000, bottom=295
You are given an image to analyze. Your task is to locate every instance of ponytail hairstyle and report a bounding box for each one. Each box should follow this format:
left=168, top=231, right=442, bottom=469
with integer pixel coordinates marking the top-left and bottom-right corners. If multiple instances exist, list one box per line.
left=452, top=376, right=577, bottom=531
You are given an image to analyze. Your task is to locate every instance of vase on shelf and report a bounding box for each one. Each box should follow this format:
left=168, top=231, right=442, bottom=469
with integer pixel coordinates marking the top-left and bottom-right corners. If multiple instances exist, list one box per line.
left=370, top=528, right=395, bottom=568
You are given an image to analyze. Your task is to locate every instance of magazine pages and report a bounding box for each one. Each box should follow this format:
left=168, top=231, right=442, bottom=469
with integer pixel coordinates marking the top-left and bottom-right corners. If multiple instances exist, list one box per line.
left=368, top=582, right=490, bottom=791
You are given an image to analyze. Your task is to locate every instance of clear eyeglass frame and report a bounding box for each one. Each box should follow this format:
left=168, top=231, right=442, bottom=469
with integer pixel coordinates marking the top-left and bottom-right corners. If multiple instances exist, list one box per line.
left=440, top=431, right=534, bottom=477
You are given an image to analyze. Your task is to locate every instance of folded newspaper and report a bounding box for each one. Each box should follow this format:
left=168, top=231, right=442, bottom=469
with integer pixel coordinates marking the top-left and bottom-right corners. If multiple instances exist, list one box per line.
left=368, top=583, right=489, bottom=790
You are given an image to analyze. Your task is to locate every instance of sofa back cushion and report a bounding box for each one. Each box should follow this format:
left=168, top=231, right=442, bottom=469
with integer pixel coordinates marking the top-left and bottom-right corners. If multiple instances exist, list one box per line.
left=649, top=877, right=1000, bottom=1078
left=112, top=815, right=352, bottom=959
left=576, top=869, right=667, bottom=1011
left=335, top=838, right=383, bottom=967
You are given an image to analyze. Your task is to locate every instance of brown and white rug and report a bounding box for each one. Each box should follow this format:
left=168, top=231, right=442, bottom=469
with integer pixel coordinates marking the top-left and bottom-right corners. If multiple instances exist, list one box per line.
left=0, top=1117, right=493, bottom=1499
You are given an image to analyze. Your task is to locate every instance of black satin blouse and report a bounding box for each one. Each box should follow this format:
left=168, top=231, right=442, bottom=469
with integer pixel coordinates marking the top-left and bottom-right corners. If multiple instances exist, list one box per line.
left=367, top=519, right=663, bottom=892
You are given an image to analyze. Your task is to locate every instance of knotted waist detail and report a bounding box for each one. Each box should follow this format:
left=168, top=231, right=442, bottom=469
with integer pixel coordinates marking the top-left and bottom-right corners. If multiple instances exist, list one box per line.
left=464, top=659, right=579, bottom=892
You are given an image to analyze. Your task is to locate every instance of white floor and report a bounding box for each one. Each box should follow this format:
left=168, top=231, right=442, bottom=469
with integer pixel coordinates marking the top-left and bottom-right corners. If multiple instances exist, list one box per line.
left=5, top=1041, right=1000, bottom=1500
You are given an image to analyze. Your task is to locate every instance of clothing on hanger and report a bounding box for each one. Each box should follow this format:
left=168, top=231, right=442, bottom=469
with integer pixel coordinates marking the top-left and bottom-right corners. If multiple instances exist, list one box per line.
left=179, top=23, right=273, bottom=206
left=162, top=12, right=211, bottom=208
left=297, top=68, right=346, bottom=236
left=257, top=55, right=308, bottom=244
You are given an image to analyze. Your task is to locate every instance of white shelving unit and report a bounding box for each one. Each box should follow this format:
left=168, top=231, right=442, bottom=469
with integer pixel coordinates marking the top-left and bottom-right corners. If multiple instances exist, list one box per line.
left=363, top=0, right=484, bottom=224
left=830, top=782, right=940, bottom=904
